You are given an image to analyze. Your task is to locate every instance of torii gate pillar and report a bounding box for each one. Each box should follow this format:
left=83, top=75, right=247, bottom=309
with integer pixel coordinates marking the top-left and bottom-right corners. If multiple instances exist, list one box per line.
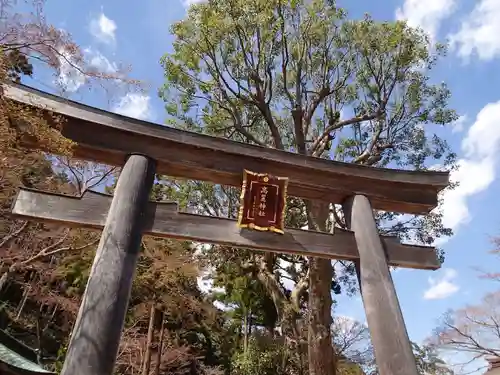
left=60, top=154, right=156, bottom=375
left=344, top=195, right=418, bottom=375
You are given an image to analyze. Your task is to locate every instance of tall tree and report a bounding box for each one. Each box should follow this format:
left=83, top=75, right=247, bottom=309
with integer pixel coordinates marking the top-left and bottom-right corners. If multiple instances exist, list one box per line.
left=160, top=1, right=457, bottom=374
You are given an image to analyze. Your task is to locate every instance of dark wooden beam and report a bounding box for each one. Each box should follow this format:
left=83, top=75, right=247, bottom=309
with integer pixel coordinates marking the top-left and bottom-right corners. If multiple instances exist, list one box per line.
left=60, top=155, right=156, bottom=375
left=12, top=188, right=441, bottom=270
left=3, top=83, right=449, bottom=214
left=343, top=195, right=419, bottom=375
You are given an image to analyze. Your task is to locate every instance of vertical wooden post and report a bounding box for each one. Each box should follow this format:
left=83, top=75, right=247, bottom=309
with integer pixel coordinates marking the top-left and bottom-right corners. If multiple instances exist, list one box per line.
left=154, top=311, right=165, bottom=375
left=343, top=195, right=418, bottom=375
left=142, top=304, right=156, bottom=375
left=61, top=154, right=156, bottom=375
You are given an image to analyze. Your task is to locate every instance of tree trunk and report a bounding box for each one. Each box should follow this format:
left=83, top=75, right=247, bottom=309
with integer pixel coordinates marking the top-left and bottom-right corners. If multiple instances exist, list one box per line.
left=255, top=260, right=299, bottom=338
left=154, top=311, right=164, bottom=375
left=255, top=257, right=286, bottom=324
left=307, top=200, right=336, bottom=375
left=142, top=304, right=157, bottom=375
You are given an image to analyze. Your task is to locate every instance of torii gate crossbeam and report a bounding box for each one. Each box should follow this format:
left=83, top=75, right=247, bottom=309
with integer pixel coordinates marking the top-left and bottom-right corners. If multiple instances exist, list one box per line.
left=4, top=83, right=450, bottom=375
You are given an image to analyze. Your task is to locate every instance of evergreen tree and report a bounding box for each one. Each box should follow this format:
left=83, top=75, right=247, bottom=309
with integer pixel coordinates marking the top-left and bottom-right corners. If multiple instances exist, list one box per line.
left=159, top=1, right=457, bottom=374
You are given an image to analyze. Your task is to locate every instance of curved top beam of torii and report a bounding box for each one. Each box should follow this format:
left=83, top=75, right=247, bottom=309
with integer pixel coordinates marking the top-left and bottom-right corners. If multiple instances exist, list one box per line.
left=3, top=83, right=449, bottom=214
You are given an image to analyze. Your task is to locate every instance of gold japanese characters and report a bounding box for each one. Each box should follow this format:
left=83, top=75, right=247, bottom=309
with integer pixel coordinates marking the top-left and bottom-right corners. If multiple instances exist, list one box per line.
left=237, top=170, right=288, bottom=234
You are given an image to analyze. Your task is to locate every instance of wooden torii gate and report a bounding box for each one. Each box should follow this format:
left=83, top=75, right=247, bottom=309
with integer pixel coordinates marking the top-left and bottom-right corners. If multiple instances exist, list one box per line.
left=4, top=83, right=449, bottom=375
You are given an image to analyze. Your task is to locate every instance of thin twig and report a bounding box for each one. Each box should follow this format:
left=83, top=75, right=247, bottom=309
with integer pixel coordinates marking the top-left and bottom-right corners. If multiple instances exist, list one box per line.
left=0, top=221, right=29, bottom=248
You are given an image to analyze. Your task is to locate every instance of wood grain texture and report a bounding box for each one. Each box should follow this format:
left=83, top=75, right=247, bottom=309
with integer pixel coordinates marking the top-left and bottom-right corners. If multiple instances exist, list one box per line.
left=343, top=195, right=419, bottom=375
left=60, top=155, right=156, bottom=375
left=11, top=188, right=440, bottom=270
left=3, top=83, right=449, bottom=214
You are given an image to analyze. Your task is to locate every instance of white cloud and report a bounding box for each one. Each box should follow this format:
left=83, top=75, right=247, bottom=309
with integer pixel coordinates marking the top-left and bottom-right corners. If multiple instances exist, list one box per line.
left=424, top=268, right=459, bottom=300
left=56, top=48, right=86, bottom=92
left=436, top=101, right=500, bottom=241
left=395, top=0, right=456, bottom=41
left=450, top=114, right=468, bottom=133
left=439, top=159, right=494, bottom=233
left=113, top=93, right=153, bottom=120
left=462, top=102, right=500, bottom=159
left=85, top=48, right=118, bottom=73
left=56, top=48, right=118, bottom=93
left=449, top=0, right=500, bottom=61
left=90, top=12, right=117, bottom=45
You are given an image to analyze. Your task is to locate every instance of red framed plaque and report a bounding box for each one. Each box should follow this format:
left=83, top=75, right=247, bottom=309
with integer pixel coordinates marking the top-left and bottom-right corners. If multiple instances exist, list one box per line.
left=237, top=170, right=288, bottom=234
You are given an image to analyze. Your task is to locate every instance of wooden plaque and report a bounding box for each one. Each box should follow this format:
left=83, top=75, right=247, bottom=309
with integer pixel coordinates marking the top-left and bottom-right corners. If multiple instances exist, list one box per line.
left=237, top=170, right=288, bottom=234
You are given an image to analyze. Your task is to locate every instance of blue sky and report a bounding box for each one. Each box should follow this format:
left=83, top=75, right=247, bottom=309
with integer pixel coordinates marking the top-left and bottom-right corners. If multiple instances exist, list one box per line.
left=20, top=0, right=500, bottom=372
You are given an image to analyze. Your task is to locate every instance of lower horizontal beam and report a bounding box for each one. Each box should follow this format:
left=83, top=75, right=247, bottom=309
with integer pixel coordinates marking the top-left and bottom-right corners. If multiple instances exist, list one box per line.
left=11, top=188, right=440, bottom=270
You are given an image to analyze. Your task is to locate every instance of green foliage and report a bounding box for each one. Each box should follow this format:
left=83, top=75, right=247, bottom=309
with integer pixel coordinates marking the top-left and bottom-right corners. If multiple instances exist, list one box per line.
left=211, top=262, right=278, bottom=332
left=337, top=361, right=365, bottom=375
left=232, top=335, right=288, bottom=375
left=56, top=252, right=93, bottom=296
left=53, top=343, right=68, bottom=374
left=160, top=0, right=457, bottom=248
left=159, top=1, right=458, bottom=373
